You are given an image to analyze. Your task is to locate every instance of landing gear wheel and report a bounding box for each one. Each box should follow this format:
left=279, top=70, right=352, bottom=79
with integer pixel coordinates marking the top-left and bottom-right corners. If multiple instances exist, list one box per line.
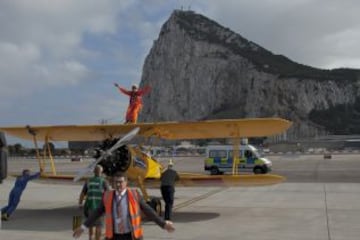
left=0, top=132, right=6, bottom=148
left=148, top=197, right=162, bottom=216
left=0, top=150, right=8, bottom=182
left=0, top=132, right=7, bottom=182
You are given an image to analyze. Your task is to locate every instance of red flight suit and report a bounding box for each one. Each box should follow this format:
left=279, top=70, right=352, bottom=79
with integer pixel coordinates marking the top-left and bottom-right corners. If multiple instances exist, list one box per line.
left=117, top=86, right=151, bottom=123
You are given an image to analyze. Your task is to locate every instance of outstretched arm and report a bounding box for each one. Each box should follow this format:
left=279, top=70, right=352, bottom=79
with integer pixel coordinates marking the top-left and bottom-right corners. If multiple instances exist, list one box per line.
left=137, top=85, right=151, bottom=96
left=138, top=192, right=175, bottom=232
left=27, top=172, right=41, bottom=181
left=114, top=83, right=131, bottom=96
left=139, top=197, right=165, bottom=227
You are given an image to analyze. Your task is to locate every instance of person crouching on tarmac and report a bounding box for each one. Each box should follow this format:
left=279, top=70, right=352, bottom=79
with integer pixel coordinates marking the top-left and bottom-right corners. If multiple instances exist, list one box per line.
left=79, top=165, right=109, bottom=240
left=1, top=169, right=40, bottom=221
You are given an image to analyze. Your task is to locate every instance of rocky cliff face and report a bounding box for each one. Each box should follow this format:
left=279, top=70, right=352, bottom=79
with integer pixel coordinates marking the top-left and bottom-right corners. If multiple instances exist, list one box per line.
left=138, top=10, right=360, bottom=139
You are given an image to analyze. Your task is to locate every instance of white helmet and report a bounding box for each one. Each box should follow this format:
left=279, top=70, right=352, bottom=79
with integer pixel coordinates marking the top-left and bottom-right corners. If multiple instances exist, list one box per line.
left=131, top=84, right=138, bottom=89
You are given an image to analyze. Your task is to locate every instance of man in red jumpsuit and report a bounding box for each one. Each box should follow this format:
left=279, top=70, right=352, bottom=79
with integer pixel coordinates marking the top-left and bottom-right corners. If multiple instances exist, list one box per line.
left=114, top=83, right=151, bottom=123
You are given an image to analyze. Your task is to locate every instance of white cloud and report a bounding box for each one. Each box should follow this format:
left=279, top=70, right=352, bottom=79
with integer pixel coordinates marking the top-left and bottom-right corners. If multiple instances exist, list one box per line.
left=1, top=0, right=360, bottom=146
left=193, top=0, right=360, bottom=69
left=0, top=0, right=131, bottom=98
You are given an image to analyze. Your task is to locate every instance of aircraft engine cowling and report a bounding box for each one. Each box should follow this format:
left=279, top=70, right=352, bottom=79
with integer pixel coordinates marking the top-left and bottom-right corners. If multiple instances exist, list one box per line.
left=92, top=137, right=159, bottom=181
left=98, top=146, right=132, bottom=177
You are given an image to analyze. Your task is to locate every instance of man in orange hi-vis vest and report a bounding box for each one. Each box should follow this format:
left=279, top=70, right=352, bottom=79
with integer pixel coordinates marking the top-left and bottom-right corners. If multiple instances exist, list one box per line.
left=73, top=172, right=175, bottom=240
left=114, top=83, right=151, bottom=124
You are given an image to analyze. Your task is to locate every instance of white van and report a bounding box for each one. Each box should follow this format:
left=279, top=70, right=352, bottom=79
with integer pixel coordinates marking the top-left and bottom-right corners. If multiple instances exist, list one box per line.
left=204, top=145, right=272, bottom=175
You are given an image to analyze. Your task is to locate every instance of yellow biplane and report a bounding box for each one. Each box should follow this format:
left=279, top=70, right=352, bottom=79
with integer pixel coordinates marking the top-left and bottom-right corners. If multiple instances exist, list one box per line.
left=0, top=117, right=291, bottom=213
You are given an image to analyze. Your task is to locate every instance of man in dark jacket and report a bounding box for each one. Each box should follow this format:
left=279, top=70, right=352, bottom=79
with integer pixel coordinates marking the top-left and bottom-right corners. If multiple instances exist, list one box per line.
left=160, top=159, right=179, bottom=220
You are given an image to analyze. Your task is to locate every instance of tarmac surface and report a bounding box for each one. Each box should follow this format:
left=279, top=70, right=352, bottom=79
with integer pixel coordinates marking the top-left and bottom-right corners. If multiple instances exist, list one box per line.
left=1, top=154, right=360, bottom=239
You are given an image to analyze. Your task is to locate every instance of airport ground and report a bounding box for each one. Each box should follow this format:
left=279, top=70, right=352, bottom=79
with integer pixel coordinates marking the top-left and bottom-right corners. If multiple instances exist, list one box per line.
left=1, top=154, right=360, bottom=239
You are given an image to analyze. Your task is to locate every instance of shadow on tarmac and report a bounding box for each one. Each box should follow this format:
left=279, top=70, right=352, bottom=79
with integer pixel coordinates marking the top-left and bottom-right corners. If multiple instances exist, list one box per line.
left=1, top=206, right=80, bottom=231
left=3, top=207, right=219, bottom=231
left=172, top=211, right=219, bottom=222
left=146, top=211, right=219, bottom=223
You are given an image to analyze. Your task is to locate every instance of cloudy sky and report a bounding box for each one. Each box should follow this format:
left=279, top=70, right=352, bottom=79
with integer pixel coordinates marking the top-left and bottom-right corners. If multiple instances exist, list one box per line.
left=1, top=0, right=360, bottom=145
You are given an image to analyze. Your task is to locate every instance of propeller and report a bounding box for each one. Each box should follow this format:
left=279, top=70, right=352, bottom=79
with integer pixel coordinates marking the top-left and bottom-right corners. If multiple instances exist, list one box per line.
left=73, top=127, right=140, bottom=182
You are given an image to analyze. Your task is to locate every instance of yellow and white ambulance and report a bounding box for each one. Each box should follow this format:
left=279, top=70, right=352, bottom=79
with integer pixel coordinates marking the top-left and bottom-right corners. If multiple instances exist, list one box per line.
left=204, top=145, right=272, bottom=175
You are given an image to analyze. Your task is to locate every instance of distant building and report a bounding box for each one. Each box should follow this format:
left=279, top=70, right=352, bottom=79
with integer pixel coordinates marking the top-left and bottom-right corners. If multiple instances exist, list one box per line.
left=68, top=141, right=99, bottom=151
left=344, top=139, right=360, bottom=149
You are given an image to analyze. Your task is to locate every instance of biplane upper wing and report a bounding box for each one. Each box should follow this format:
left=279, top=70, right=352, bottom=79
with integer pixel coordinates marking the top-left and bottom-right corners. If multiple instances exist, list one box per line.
left=0, top=118, right=291, bottom=141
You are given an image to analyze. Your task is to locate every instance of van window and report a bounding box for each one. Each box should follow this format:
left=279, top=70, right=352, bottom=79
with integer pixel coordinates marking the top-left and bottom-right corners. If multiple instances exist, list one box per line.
left=228, top=151, right=242, bottom=158
left=252, top=149, right=262, bottom=158
left=244, top=150, right=253, bottom=158
left=209, top=150, right=227, bottom=158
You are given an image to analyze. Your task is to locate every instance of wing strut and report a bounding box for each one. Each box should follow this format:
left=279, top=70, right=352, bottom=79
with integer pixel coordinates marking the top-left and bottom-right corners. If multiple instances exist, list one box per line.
left=27, top=126, right=45, bottom=174
left=231, top=124, right=241, bottom=175
left=232, top=138, right=240, bottom=175
left=27, top=125, right=57, bottom=176
left=44, top=135, right=57, bottom=175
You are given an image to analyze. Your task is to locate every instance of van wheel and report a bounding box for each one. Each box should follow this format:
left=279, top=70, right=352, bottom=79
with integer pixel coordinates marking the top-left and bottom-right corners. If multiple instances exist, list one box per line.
left=210, top=167, right=220, bottom=175
left=253, top=166, right=263, bottom=174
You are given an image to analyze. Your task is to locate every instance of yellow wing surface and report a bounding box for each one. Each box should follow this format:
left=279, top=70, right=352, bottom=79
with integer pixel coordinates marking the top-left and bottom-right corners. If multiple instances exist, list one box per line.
left=145, top=173, right=286, bottom=187
left=0, top=118, right=292, bottom=141
left=38, top=172, right=286, bottom=187
left=1, top=118, right=291, bottom=187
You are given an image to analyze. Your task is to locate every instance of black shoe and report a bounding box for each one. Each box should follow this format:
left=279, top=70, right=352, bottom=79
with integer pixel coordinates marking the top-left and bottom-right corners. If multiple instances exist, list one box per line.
left=1, top=213, right=9, bottom=221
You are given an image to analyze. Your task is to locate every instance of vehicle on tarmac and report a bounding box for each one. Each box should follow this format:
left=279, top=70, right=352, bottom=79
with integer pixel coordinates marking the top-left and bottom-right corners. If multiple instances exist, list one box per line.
left=204, top=144, right=272, bottom=175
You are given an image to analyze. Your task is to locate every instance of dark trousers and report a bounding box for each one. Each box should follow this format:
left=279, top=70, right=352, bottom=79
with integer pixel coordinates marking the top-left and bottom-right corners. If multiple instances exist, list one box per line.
left=161, top=185, right=175, bottom=220
left=1, top=189, right=21, bottom=216
left=110, top=232, right=133, bottom=240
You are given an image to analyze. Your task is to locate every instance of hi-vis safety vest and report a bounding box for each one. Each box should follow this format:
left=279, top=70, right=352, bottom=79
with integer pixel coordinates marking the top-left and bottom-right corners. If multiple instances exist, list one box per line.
left=103, top=188, right=143, bottom=239
left=86, top=177, right=105, bottom=210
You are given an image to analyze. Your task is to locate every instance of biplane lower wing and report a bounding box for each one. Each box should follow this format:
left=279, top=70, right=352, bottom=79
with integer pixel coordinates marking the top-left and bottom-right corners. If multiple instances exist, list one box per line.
left=1, top=118, right=290, bottom=212
left=38, top=172, right=285, bottom=187
left=148, top=173, right=285, bottom=187
left=0, top=118, right=292, bottom=141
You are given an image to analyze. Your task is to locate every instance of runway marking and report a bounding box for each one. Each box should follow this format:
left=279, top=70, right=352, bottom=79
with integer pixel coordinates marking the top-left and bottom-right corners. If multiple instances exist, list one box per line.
left=173, top=187, right=228, bottom=210
left=324, top=184, right=332, bottom=240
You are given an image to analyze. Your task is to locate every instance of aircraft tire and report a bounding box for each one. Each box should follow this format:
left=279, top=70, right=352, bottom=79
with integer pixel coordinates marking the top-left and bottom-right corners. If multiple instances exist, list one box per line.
left=0, top=131, right=6, bottom=148
left=148, top=197, right=162, bottom=216
left=0, top=149, right=8, bottom=182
